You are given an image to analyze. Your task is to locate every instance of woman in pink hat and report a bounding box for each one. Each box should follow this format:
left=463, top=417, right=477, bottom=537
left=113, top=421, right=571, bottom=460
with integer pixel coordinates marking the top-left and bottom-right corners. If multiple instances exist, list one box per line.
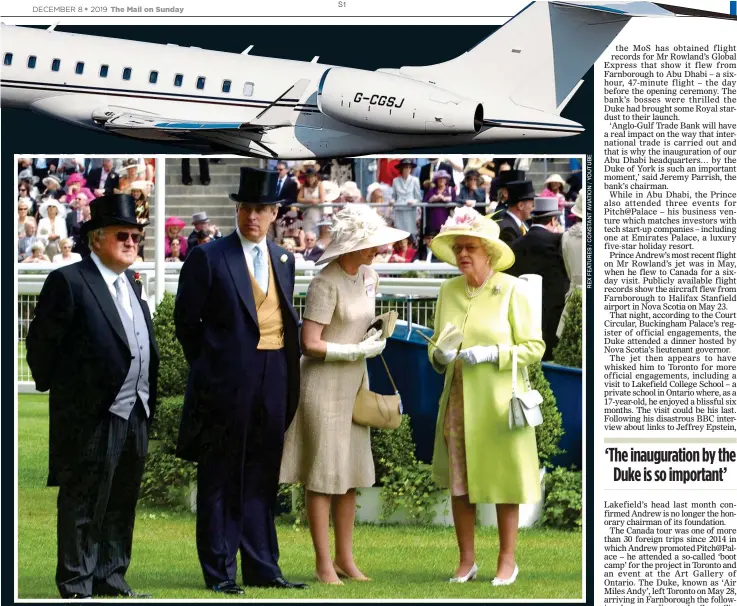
left=61, top=173, right=96, bottom=205
left=165, top=216, right=188, bottom=260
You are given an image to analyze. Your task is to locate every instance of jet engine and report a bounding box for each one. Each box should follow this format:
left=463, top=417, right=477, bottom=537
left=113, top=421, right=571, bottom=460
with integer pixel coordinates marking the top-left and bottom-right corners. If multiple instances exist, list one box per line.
left=317, top=67, right=483, bottom=135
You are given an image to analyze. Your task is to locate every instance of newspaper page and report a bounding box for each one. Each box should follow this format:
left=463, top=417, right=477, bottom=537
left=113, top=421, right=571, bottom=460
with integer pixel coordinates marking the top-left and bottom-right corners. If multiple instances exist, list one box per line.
left=595, top=5, right=737, bottom=606
left=4, top=0, right=735, bottom=604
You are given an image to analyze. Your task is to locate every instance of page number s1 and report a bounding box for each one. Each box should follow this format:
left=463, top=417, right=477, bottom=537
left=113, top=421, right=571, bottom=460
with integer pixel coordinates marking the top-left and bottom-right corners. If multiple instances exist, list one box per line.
left=338, top=1, right=346, bottom=6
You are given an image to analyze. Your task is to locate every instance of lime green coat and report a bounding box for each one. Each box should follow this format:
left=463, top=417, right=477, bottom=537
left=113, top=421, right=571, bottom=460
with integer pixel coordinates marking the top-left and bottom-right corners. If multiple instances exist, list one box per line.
left=428, top=272, right=545, bottom=504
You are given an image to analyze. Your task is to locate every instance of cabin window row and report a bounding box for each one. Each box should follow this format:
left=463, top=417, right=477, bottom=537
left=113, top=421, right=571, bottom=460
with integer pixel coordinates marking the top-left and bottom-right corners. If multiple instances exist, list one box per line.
left=3, top=53, right=253, bottom=96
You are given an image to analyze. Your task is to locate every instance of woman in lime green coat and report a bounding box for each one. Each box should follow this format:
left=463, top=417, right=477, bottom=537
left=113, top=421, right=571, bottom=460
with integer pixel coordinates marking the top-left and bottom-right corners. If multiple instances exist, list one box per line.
left=427, top=207, right=545, bottom=586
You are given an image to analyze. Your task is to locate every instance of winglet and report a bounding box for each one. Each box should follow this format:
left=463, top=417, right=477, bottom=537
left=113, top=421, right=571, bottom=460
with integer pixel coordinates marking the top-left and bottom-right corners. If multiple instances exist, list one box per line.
left=249, top=78, right=311, bottom=127
left=242, top=45, right=254, bottom=55
left=47, top=22, right=59, bottom=31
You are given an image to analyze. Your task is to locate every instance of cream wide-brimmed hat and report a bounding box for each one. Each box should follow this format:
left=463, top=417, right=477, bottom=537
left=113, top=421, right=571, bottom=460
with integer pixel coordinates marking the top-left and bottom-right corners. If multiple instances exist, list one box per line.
left=129, top=180, right=152, bottom=193
left=340, top=181, right=362, bottom=200
left=316, top=204, right=409, bottom=265
left=570, top=196, right=584, bottom=219
left=544, top=173, right=567, bottom=187
left=429, top=207, right=514, bottom=270
left=38, top=198, right=67, bottom=219
left=322, top=180, right=340, bottom=203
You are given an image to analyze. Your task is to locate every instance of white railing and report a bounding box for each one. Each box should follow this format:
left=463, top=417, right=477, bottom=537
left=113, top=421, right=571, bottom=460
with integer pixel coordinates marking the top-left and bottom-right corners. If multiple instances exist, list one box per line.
left=16, top=262, right=457, bottom=390
left=17, top=262, right=460, bottom=300
left=18, top=264, right=541, bottom=393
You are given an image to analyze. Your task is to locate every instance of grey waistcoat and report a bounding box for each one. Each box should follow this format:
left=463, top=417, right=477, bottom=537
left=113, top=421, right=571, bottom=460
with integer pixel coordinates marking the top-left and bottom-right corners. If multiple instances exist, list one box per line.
left=109, top=280, right=151, bottom=420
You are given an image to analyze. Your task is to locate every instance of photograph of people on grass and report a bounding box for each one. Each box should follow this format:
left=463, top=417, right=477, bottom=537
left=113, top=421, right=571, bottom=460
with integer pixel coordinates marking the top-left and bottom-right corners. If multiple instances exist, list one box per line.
left=16, top=155, right=583, bottom=599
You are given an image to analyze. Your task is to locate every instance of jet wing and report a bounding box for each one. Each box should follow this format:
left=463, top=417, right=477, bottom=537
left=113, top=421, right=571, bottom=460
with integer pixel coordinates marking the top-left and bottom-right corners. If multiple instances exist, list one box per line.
left=92, top=79, right=312, bottom=134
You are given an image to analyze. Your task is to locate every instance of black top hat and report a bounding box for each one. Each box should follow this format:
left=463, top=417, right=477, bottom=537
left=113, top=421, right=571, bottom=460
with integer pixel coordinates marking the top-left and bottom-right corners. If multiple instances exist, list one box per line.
left=396, top=159, right=418, bottom=169
left=498, top=169, right=525, bottom=187
left=230, top=167, right=282, bottom=205
left=506, top=180, right=536, bottom=205
left=80, top=194, right=147, bottom=238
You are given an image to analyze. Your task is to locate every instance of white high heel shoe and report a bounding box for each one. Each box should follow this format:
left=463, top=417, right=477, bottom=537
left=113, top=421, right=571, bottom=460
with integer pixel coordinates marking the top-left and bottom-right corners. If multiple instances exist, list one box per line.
left=492, top=564, right=519, bottom=586
left=449, top=563, right=478, bottom=583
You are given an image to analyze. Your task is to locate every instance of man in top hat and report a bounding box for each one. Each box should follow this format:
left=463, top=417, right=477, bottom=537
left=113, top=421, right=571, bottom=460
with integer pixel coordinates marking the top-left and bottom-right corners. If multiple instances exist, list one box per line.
left=497, top=180, right=535, bottom=245
left=507, top=197, right=570, bottom=360
left=187, top=211, right=223, bottom=252
left=175, top=167, right=306, bottom=593
left=488, top=168, right=524, bottom=216
left=26, top=194, right=159, bottom=599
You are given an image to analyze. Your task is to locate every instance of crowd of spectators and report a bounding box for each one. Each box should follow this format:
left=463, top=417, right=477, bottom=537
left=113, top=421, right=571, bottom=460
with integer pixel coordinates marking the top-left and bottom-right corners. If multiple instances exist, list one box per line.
left=258, top=157, right=583, bottom=269
left=17, top=157, right=154, bottom=263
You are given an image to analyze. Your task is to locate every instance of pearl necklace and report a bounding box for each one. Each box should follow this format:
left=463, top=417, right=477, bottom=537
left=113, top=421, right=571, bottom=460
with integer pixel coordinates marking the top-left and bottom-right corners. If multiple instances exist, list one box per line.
left=465, top=271, right=494, bottom=299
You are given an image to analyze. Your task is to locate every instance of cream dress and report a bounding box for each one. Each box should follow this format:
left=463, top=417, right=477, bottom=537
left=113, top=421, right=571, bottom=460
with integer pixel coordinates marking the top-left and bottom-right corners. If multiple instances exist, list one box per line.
left=280, top=261, right=378, bottom=494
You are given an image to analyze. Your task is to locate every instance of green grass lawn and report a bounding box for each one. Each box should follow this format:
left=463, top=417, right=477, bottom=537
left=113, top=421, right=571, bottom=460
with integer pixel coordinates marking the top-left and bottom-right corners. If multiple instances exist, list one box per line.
left=18, top=394, right=582, bottom=599
left=18, top=340, right=31, bottom=383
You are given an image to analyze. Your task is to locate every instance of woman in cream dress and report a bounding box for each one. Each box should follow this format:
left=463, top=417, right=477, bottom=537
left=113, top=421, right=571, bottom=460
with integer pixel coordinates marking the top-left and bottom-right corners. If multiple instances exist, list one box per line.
left=280, top=204, right=408, bottom=585
left=37, top=199, right=68, bottom=259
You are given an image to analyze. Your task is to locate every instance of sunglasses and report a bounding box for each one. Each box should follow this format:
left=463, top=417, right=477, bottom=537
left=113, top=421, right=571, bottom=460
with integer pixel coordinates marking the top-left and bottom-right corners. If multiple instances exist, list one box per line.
left=452, top=244, right=482, bottom=255
left=115, top=232, right=143, bottom=244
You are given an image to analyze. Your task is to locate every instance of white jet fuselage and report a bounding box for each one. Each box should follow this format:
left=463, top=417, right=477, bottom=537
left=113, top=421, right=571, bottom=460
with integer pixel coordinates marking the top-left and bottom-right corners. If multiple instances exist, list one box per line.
left=0, top=24, right=583, bottom=158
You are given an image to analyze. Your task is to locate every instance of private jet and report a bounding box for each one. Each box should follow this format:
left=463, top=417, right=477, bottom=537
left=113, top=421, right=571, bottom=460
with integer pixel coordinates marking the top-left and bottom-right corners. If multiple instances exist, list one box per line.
left=0, top=2, right=710, bottom=159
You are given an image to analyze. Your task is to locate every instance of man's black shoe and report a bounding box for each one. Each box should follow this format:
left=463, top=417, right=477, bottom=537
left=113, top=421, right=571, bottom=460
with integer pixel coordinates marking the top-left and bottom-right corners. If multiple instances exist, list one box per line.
left=93, top=587, right=151, bottom=598
left=210, top=581, right=245, bottom=595
left=119, top=589, right=152, bottom=598
left=243, top=576, right=308, bottom=589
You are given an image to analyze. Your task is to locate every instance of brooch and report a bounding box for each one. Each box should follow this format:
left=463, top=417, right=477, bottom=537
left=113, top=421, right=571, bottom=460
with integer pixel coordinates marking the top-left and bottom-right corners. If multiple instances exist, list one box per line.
left=280, top=254, right=288, bottom=263
left=492, top=285, right=502, bottom=296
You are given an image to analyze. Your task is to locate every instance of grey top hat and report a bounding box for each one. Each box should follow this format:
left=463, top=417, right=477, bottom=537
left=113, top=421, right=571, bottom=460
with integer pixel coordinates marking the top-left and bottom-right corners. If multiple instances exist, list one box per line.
left=192, top=211, right=209, bottom=224
left=531, top=197, right=562, bottom=218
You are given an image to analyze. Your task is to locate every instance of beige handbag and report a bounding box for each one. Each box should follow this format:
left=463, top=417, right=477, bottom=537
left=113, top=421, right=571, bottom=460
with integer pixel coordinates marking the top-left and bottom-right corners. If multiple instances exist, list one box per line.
left=352, top=355, right=403, bottom=430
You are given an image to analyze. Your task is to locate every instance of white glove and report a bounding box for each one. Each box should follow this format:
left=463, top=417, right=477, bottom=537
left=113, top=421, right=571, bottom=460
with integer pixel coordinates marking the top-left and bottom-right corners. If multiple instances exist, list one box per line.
left=433, top=347, right=458, bottom=366
left=325, top=332, right=386, bottom=362
left=458, top=345, right=499, bottom=366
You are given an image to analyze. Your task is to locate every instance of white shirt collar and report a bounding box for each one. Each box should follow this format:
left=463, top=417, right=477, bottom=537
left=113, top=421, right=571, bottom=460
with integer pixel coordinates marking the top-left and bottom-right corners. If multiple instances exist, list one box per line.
left=90, top=251, right=124, bottom=289
left=236, top=227, right=269, bottom=257
left=505, top=210, right=524, bottom=228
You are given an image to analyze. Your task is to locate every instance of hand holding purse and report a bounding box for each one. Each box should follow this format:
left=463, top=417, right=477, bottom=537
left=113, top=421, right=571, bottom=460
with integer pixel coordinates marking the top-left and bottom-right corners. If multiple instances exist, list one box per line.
left=509, top=346, right=544, bottom=429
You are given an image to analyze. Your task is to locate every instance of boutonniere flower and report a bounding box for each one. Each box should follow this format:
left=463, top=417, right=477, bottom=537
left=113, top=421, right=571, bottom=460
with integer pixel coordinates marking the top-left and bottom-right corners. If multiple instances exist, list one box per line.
left=134, top=271, right=143, bottom=286
left=280, top=254, right=288, bottom=263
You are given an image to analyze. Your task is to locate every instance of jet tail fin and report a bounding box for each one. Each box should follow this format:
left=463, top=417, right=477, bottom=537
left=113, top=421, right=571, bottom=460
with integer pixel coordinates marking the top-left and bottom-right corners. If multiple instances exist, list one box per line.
left=394, top=1, right=676, bottom=116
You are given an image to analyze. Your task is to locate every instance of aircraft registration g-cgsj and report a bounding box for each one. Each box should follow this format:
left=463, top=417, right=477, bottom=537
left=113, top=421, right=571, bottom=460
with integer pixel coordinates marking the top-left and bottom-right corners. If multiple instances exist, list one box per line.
left=0, top=1, right=720, bottom=159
